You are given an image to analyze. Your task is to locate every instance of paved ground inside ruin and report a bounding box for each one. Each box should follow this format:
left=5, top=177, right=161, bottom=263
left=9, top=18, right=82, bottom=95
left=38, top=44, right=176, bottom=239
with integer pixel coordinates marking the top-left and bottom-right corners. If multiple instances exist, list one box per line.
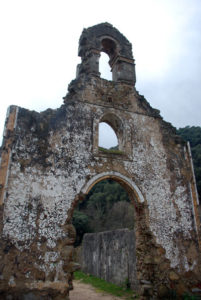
left=69, top=280, right=123, bottom=300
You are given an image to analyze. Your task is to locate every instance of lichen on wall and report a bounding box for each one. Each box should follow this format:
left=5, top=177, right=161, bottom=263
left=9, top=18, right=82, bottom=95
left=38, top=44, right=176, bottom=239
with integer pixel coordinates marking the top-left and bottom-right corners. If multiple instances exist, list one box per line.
left=0, top=22, right=200, bottom=299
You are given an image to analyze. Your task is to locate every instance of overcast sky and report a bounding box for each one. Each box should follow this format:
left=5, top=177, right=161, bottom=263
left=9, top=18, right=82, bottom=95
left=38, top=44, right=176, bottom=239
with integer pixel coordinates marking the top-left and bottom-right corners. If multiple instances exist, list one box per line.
left=0, top=0, right=201, bottom=147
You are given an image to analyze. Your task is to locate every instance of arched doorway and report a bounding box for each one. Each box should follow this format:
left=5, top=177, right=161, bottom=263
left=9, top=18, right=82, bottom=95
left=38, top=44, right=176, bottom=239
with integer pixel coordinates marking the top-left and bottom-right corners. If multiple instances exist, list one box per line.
left=81, top=172, right=144, bottom=203
left=69, top=172, right=146, bottom=291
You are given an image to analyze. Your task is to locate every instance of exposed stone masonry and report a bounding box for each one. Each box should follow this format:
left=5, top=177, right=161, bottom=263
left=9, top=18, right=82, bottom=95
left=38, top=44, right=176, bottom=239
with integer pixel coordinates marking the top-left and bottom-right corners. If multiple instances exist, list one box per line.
left=0, top=23, right=200, bottom=299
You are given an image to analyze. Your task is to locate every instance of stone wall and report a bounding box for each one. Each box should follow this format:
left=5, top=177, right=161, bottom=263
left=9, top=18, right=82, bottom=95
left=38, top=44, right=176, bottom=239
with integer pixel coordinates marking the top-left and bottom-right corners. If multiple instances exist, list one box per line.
left=81, top=229, right=136, bottom=288
left=0, top=23, right=200, bottom=299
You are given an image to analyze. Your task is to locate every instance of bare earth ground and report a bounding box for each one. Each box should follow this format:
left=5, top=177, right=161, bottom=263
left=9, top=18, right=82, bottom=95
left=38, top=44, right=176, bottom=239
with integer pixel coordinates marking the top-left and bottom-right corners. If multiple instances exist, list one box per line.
left=69, top=280, right=123, bottom=300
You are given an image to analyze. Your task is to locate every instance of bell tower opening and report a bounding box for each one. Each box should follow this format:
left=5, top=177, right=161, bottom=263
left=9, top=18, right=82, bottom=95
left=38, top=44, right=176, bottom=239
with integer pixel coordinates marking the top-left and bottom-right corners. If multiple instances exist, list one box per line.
left=101, top=38, right=117, bottom=60
left=99, top=52, right=112, bottom=80
left=77, top=24, right=136, bottom=84
left=99, top=38, right=117, bottom=81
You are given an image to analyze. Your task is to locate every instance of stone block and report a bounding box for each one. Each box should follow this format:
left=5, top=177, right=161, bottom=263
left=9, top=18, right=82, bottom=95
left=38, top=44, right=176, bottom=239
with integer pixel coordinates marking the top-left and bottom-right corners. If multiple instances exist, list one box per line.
left=169, top=271, right=180, bottom=281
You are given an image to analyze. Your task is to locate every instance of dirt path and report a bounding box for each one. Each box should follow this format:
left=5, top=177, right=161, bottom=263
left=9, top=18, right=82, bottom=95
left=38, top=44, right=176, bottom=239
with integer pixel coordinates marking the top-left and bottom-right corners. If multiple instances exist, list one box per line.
left=69, top=280, right=123, bottom=300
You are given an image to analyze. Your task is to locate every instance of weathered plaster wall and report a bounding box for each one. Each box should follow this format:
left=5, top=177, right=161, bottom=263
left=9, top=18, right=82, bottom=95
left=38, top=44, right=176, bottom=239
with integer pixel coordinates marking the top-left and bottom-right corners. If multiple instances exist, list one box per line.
left=0, top=23, right=200, bottom=299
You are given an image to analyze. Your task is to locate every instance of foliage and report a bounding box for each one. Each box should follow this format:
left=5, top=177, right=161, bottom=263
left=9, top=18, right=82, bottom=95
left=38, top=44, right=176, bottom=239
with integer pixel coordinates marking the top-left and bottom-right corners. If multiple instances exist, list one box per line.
left=182, top=294, right=201, bottom=300
left=74, top=271, right=200, bottom=299
left=99, top=146, right=123, bottom=154
left=177, top=126, right=201, bottom=201
left=177, top=126, right=201, bottom=147
left=74, top=271, right=137, bottom=299
left=72, top=211, right=91, bottom=246
left=72, top=179, right=134, bottom=245
left=104, top=201, right=134, bottom=230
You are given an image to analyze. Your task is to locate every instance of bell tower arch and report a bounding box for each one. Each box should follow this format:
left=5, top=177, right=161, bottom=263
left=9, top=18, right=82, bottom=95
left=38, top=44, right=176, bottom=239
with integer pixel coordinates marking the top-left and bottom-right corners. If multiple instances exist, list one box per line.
left=76, top=23, right=136, bottom=84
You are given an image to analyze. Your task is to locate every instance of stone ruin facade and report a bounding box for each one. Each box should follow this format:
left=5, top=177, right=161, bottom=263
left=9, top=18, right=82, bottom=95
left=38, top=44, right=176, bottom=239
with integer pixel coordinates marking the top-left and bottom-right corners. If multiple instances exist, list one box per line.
left=0, top=23, right=201, bottom=299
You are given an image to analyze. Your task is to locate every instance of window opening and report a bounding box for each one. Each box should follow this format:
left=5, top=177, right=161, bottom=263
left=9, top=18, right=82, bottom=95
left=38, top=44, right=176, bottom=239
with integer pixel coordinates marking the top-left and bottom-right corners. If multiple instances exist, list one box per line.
left=98, top=122, right=118, bottom=150
left=99, top=52, right=112, bottom=80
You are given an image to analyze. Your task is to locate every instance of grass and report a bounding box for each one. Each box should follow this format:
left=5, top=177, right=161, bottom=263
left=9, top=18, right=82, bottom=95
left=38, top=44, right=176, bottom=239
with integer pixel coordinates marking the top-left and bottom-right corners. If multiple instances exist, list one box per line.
left=183, top=295, right=201, bottom=300
left=74, top=271, right=138, bottom=299
left=74, top=272, right=201, bottom=299
left=99, top=146, right=124, bottom=155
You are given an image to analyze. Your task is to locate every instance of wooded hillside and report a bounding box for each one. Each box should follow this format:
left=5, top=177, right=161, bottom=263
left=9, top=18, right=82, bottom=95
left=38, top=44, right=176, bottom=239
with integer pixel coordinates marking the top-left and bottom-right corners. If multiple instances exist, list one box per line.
left=73, top=179, right=133, bottom=246
left=177, top=126, right=201, bottom=202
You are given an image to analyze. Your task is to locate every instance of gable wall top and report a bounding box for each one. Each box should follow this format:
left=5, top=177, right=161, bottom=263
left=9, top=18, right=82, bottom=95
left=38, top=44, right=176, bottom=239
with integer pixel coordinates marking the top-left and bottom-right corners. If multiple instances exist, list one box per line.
left=78, top=22, right=133, bottom=59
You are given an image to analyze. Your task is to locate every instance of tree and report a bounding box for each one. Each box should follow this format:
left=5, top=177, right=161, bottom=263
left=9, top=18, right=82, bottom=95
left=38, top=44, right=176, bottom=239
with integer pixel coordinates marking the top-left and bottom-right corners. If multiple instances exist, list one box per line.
left=177, top=126, right=201, bottom=201
left=72, top=179, right=133, bottom=245
left=72, top=210, right=91, bottom=246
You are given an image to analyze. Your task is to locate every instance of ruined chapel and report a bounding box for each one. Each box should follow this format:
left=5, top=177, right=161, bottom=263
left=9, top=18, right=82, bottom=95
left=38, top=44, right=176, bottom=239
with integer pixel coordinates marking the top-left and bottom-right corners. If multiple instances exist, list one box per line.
left=0, top=23, right=201, bottom=299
